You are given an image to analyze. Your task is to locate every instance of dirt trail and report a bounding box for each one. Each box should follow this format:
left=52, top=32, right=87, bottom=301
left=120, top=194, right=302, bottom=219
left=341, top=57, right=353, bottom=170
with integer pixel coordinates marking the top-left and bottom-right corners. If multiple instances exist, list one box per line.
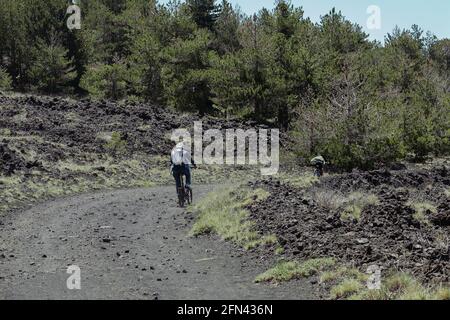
left=0, top=185, right=314, bottom=300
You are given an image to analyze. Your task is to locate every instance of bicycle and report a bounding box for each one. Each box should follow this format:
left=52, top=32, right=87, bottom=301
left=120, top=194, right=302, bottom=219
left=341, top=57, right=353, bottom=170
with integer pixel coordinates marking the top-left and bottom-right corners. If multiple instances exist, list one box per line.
left=176, top=170, right=193, bottom=208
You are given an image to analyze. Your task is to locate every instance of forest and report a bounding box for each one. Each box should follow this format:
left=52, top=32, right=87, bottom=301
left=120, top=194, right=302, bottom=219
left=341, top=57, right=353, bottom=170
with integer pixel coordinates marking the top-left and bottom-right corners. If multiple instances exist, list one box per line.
left=0, top=0, right=449, bottom=170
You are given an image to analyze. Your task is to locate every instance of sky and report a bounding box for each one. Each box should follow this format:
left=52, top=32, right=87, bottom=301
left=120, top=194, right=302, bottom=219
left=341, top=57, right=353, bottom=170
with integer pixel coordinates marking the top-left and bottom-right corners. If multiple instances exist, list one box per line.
left=160, top=0, right=450, bottom=42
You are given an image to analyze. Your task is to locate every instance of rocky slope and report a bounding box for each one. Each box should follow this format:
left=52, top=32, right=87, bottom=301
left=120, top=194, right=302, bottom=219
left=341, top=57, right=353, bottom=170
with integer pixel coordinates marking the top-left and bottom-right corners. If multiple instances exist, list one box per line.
left=248, top=166, right=450, bottom=284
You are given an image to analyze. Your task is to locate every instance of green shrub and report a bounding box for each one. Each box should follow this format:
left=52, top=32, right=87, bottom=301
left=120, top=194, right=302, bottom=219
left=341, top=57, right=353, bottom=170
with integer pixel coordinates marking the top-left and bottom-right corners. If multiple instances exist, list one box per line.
left=80, top=62, right=130, bottom=100
left=29, top=38, right=76, bottom=93
left=0, top=67, right=12, bottom=90
left=321, top=134, right=405, bottom=171
left=105, top=132, right=127, bottom=155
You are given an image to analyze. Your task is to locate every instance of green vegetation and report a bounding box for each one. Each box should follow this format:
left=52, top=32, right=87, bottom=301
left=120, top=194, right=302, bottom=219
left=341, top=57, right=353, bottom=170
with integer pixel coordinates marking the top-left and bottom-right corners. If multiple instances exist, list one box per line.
left=276, top=172, right=319, bottom=189
left=29, top=36, right=76, bottom=92
left=336, top=270, right=450, bottom=300
left=340, top=192, right=379, bottom=221
left=0, top=156, right=157, bottom=215
left=330, top=279, right=364, bottom=300
left=190, top=186, right=277, bottom=249
left=312, top=191, right=379, bottom=221
left=445, top=188, right=450, bottom=198
left=433, top=287, right=450, bottom=300
left=320, top=266, right=368, bottom=284
left=407, top=201, right=438, bottom=225
left=255, top=258, right=336, bottom=283
left=312, top=190, right=347, bottom=211
left=348, top=273, right=449, bottom=300
left=80, top=62, right=130, bottom=100
left=0, top=0, right=448, bottom=170
left=104, top=132, right=127, bottom=155
left=0, top=67, right=12, bottom=90
left=257, top=259, right=450, bottom=300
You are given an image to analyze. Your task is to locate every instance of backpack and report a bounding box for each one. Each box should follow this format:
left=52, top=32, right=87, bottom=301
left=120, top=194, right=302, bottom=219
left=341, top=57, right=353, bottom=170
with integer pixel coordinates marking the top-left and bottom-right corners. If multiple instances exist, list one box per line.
left=310, top=156, right=325, bottom=165
left=172, top=147, right=184, bottom=166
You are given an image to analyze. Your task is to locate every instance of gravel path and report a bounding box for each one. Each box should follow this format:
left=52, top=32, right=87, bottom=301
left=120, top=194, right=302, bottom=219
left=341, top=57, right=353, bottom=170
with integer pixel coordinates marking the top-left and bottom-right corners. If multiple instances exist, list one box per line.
left=0, top=185, right=314, bottom=300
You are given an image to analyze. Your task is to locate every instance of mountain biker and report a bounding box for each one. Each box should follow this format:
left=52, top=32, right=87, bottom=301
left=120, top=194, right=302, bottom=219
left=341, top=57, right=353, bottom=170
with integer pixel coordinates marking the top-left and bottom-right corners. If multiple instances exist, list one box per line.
left=170, top=142, right=196, bottom=193
left=310, top=155, right=326, bottom=177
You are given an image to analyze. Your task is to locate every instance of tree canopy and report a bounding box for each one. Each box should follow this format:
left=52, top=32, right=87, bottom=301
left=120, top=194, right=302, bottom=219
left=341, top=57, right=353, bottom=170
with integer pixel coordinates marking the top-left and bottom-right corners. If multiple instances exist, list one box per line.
left=0, top=0, right=448, bottom=169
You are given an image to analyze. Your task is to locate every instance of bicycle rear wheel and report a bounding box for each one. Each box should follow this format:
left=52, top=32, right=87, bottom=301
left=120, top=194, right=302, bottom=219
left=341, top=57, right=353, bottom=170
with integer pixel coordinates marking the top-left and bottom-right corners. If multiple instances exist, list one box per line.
left=178, top=187, right=185, bottom=207
left=178, top=173, right=185, bottom=207
left=185, top=187, right=192, bottom=205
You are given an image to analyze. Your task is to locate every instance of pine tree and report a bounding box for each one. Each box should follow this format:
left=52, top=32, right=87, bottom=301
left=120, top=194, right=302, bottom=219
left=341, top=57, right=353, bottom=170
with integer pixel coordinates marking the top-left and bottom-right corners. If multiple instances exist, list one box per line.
left=186, top=0, right=220, bottom=31
left=161, top=29, right=213, bottom=115
left=210, top=14, right=278, bottom=121
left=80, top=56, right=129, bottom=100
left=29, top=33, right=76, bottom=93
left=129, top=32, right=163, bottom=102
left=430, top=39, right=450, bottom=75
left=0, top=0, right=30, bottom=88
left=213, top=0, right=241, bottom=55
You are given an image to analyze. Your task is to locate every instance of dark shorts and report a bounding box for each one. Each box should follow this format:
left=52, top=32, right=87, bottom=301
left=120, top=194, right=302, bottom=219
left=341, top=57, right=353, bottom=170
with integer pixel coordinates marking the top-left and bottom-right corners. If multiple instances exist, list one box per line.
left=172, top=164, right=191, bottom=189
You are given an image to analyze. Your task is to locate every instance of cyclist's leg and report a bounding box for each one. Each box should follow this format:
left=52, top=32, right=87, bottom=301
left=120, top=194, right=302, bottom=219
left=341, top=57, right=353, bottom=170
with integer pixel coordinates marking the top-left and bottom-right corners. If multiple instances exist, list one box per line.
left=314, top=164, right=321, bottom=177
left=184, top=165, right=192, bottom=189
left=173, top=166, right=182, bottom=192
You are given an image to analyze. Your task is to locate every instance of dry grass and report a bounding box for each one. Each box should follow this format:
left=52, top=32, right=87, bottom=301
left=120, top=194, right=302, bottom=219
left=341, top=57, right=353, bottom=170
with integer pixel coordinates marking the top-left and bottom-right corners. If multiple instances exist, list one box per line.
left=255, top=258, right=336, bottom=283
left=0, top=155, right=164, bottom=216
left=407, top=201, right=437, bottom=225
left=320, top=267, right=368, bottom=284
left=444, top=188, right=450, bottom=198
left=340, top=192, right=379, bottom=221
left=276, top=172, right=319, bottom=189
left=330, top=279, right=364, bottom=299
left=347, top=272, right=449, bottom=300
left=190, top=186, right=276, bottom=250
left=312, top=190, right=347, bottom=211
left=310, top=190, right=379, bottom=221
left=256, top=257, right=450, bottom=300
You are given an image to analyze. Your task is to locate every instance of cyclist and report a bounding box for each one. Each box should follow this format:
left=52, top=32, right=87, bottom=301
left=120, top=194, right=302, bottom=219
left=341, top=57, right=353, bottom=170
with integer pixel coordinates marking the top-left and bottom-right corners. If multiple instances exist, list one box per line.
left=170, top=142, right=196, bottom=194
left=310, top=155, right=326, bottom=177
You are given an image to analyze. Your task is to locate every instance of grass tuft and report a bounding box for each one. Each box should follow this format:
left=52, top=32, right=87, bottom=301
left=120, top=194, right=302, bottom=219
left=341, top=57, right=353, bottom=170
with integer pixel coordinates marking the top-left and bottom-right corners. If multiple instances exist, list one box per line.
left=432, top=287, right=450, bottom=300
left=320, top=267, right=368, bottom=284
left=444, top=188, right=450, bottom=198
left=340, top=192, right=379, bottom=221
left=345, top=272, right=447, bottom=300
left=276, top=172, right=319, bottom=189
left=255, top=258, right=335, bottom=283
left=330, top=279, right=364, bottom=299
left=312, top=190, right=346, bottom=211
left=407, top=201, right=437, bottom=225
left=190, top=186, right=275, bottom=250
